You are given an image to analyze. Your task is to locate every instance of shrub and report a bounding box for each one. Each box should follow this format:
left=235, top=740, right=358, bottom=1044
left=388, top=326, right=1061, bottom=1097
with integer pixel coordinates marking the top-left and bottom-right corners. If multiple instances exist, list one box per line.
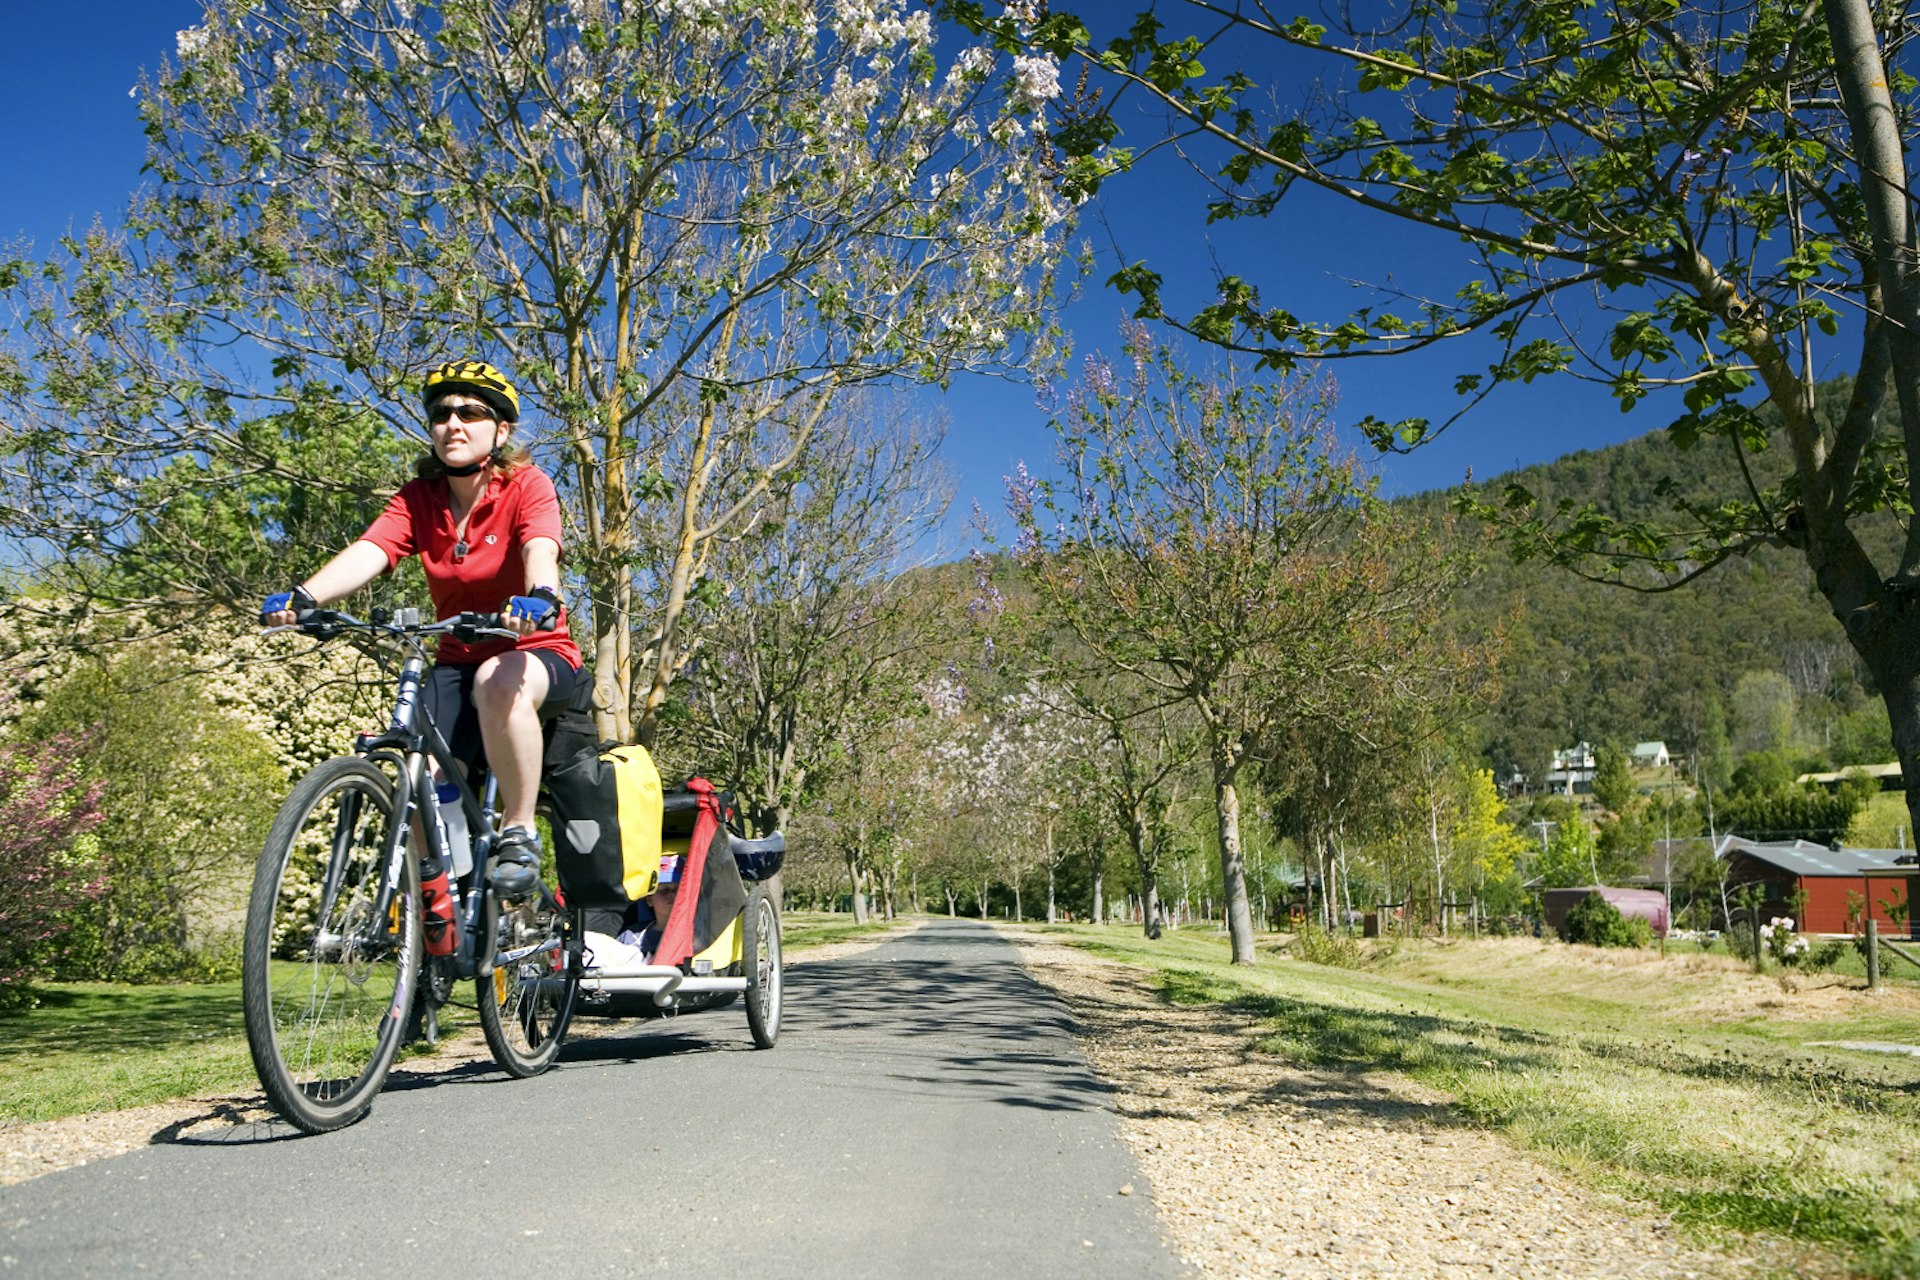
left=29, top=646, right=283, bottom=982
left=1290, top=921, right=1362, bottom=968
left=1762, top=916, right=1811, bottom=967
left=1561, top=891, right=1650, bottom=948
left=1807, top=940, right=1848, bottom=971
left=0, top=722, right=108, bottom=1010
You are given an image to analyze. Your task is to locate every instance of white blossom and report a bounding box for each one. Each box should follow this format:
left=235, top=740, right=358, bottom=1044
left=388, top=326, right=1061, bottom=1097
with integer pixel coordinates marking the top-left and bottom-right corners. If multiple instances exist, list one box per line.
left=1010, top=54, right=1060, bottom=111
left=657, top=0, right=724, bottom=19
left=176, top=25, right=212, bottom=59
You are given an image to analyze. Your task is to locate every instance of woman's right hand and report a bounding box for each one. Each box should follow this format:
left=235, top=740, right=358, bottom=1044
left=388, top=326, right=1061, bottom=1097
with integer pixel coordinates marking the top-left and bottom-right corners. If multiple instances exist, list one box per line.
left=260, top=585, right=318, bottom=627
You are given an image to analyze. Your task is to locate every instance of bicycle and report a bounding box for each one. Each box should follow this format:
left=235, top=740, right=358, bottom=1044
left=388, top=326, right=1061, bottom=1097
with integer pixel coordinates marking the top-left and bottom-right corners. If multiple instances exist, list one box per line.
left=242, top=605, right=581, bottom=1134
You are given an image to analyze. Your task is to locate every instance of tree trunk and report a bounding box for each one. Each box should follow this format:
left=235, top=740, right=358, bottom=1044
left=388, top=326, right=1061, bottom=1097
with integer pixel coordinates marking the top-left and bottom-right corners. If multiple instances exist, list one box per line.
left=978, top=878, right=990, bottom=920
left=1139, top=883, right=1161, bottom=939
left=847, top=850, right=869, bottom=926
left=1092, top=862, right=1104, bottom=925
left=1213, top=763, right=1257, bottom=964
left=945, top=887, right=957, bottom=918
left=1047, top=860, right=1057, bottom=924
left=1339, top=837, right=1356, bottom=934
left=1426, top=757, right=1448, bottom=938
left=635, top=313, right=737, bottom=748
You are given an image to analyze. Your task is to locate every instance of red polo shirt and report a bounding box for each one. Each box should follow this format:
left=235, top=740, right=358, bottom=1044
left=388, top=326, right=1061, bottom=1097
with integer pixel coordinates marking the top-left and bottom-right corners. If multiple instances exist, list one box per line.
left=360, top=466, right=584, bottom=669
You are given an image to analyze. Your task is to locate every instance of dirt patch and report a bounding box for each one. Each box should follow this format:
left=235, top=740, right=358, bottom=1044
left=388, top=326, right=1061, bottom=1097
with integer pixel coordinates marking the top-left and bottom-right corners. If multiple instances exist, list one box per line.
left=1000, top=927, right=1767, bottom=1280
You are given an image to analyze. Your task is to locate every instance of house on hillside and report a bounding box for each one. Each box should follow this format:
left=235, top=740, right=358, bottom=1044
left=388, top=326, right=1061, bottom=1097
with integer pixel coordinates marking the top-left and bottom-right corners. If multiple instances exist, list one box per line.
left=1544, top=743, right=1597, bottom=795
left=1795, top=762, right=1905, bottom=792
left=1717, top=837, right=1917, bottom=936
left=1631, top=741, right=1671, bottom=769
left=1542, top=886, right=1669, bottom=938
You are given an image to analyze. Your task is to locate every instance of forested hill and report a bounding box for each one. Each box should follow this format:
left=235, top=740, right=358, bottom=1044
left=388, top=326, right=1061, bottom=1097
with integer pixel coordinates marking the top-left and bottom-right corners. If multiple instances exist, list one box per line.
left=1400, top=402, right=1896, bottom=783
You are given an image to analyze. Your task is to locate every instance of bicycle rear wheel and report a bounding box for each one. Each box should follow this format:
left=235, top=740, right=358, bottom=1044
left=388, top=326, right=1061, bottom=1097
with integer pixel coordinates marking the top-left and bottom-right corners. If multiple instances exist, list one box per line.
left=742, top=884, right=782, bottom=1048
left=477, top=896, right=580, bottom=1077
left=242, top=756, right=420, bottom=1134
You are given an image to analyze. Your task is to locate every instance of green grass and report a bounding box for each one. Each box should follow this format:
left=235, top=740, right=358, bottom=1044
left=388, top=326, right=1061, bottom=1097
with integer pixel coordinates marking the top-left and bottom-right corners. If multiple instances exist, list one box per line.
left=0, top=980, right=258, bottom=1124
left=780, top=910, right=902, bottom=951
left=0, top=909, right=902, bottom=1128
left=1041, top=923, right=1920, bottom=1278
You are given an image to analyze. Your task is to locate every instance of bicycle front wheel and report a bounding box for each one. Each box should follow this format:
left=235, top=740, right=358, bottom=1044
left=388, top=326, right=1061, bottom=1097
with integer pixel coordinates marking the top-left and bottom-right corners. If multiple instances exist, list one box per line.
left=243, top=756, right=420, bottom=1133
left=477, top=897, right=580, bottom=1077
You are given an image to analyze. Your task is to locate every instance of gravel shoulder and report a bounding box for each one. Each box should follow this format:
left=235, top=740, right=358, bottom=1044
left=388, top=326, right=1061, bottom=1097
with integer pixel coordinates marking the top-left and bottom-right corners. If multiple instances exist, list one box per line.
left=997, top=925, right=1763, bottom=1280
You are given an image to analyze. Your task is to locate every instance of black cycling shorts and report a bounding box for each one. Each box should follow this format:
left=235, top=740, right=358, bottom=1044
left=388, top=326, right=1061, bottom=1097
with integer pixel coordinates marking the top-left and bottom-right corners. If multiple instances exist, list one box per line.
left=422, top=650, right=580, bottom=773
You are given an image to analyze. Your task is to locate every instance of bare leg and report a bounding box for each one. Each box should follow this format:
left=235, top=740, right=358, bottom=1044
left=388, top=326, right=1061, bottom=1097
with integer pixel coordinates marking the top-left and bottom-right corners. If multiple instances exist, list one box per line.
left=473, top=650, right=552, bottom=833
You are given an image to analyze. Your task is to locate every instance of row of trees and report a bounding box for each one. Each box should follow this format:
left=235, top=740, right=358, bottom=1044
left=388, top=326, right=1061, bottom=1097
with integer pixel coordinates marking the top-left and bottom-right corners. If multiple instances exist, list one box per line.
left=18, top=0, right=1920, bottom=984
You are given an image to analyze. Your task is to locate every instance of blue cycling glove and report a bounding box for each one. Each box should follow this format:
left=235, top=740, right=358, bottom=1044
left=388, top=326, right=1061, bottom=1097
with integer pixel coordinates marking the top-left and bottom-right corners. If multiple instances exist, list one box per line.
left=261, top=585, right=318, bottom=624
left=504, top=585, right=562, bottom=629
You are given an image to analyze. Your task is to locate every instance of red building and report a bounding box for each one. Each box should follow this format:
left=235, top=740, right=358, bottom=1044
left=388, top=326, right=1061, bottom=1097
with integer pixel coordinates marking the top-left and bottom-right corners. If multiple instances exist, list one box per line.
left=1719, top=838, right=1917, bottom=937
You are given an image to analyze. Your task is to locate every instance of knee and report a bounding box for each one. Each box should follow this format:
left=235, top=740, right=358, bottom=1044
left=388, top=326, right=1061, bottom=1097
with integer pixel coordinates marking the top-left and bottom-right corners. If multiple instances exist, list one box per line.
left=474, top=660, right=549, bottom=721
left=473, top=660, right=534, bottom=718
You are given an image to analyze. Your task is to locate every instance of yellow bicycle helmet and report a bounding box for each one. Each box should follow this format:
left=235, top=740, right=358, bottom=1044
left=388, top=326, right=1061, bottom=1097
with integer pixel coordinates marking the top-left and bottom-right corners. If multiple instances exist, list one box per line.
left=422, top=359, right=520, bottom=422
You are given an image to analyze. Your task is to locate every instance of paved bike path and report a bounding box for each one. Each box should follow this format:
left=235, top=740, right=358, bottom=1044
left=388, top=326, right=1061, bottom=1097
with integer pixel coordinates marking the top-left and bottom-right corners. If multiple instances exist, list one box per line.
left=1, top=919, right=1183, bottom=1278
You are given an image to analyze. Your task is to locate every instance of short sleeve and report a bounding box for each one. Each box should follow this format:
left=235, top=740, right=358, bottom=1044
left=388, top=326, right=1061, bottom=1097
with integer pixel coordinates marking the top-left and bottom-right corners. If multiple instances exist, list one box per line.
left=515, top=468, right=565, bottom=547
left=360, top=482, right=423, bottom=568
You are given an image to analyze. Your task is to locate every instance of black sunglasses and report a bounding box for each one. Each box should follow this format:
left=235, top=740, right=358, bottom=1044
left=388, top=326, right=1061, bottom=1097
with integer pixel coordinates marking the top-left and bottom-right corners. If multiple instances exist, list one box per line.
left=427, top=401, right=496, bottom=425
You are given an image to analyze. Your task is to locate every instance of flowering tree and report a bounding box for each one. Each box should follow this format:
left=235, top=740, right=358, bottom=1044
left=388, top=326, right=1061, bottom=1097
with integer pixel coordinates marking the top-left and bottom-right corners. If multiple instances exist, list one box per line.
left=0, top=0, right=1072, bottom=742
left=0, top=686, right=106, bottom=1008
left=677, top=393, right=953, bottom=836
left=1013, top=325, right=1404, bottom=964
left=968, top=680, right=1084, bottom=921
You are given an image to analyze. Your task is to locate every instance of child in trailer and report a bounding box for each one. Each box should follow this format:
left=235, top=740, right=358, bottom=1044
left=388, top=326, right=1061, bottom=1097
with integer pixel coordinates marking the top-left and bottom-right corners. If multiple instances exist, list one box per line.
left=582, top=855, right=683, bottom=970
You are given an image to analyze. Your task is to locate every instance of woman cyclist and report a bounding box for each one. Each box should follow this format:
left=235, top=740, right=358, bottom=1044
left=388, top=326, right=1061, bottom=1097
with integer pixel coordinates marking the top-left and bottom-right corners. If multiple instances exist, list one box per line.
left=261, top=360, right=582, bottom=940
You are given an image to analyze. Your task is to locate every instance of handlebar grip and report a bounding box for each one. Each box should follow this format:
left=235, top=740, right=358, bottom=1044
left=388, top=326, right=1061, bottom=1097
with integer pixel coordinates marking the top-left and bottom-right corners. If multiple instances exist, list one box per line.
left=451, top=612, right=526, bottom=641
left=297, top=610, right=346, bottom=639
left=472, top=610, right=558, bottom=633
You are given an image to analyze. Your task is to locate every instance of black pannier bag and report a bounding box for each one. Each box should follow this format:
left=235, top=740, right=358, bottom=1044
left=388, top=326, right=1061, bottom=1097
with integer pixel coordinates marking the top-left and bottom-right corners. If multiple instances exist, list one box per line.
left=540, top=674, right=662, bottom=909
left=539, top=681, right=753, bottom=960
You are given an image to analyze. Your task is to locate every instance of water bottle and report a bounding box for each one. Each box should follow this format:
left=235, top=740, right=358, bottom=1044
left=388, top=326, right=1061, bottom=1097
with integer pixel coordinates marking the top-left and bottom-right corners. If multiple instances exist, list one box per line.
left=436, top=781, right=473, bottom=879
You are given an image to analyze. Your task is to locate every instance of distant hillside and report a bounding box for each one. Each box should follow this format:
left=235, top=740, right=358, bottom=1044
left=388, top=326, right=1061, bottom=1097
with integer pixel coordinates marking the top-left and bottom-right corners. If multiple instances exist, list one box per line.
left=1402, top=399, right=1896, bottom=783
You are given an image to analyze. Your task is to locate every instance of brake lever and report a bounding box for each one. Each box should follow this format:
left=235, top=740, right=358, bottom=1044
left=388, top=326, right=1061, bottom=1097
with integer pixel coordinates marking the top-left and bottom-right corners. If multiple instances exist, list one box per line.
left=444, top=612, right=523, bottom=643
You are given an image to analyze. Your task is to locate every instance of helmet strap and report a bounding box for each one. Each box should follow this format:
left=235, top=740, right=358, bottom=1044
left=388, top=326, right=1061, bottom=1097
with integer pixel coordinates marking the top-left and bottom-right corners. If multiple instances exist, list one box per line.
left=442, top=460, right=485, bottom=477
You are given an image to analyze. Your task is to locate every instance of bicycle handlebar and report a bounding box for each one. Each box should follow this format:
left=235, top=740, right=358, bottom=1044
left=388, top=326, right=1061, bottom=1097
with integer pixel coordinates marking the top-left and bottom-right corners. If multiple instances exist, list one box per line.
left=264, top=608, right=542, bottom=646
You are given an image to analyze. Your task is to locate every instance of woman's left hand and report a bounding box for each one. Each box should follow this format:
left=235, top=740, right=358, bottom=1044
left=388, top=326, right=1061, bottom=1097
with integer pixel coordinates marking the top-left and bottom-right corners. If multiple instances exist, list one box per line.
left=502, top=586, right=562, bottom=633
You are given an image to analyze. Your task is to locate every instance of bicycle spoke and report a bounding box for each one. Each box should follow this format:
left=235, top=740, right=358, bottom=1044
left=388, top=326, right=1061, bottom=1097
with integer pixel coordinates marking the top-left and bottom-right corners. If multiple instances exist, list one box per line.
left=244, top=758, right=419, bottom=1133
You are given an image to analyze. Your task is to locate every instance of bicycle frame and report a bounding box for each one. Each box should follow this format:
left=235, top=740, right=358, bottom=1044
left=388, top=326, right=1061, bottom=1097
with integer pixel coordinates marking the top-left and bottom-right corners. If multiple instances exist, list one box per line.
left=284, top=608, right=571, bottom=982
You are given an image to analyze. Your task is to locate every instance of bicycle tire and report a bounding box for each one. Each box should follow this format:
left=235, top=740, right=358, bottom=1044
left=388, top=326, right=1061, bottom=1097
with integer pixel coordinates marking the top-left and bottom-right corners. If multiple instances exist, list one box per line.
left=477, top=897, right=580, bottom=1076
left=742, top=884, right=782, bottom=1048
left=242, top=756, right=420, bottom=1134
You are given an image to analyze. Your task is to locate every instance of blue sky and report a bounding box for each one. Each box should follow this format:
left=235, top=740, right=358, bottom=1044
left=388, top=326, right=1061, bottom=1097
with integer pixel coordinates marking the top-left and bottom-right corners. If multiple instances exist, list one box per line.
left=0, top=3, right=1679, bottom=541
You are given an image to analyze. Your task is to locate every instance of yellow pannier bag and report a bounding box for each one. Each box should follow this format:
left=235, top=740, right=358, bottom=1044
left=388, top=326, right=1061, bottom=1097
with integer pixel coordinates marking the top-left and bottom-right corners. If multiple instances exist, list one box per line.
left=545, top=741, right=666, bottom=907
